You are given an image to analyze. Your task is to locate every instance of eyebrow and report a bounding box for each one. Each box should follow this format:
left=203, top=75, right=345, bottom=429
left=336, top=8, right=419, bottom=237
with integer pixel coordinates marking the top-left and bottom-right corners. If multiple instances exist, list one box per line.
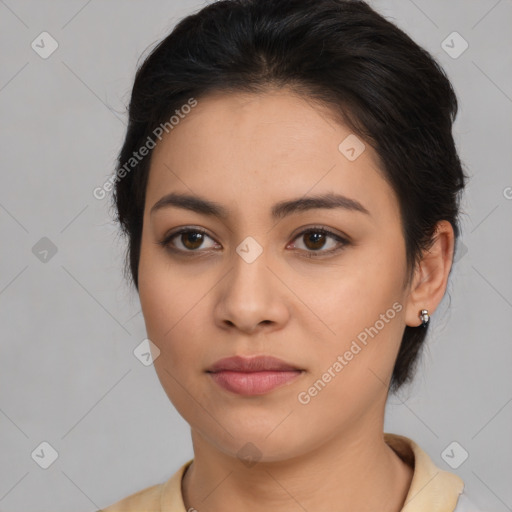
left=150, top=191, right=370, bottom=219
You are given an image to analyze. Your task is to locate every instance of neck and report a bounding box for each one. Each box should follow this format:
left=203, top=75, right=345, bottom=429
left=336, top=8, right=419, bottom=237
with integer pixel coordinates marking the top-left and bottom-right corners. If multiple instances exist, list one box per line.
left=182, top=427, right=413, bottom=512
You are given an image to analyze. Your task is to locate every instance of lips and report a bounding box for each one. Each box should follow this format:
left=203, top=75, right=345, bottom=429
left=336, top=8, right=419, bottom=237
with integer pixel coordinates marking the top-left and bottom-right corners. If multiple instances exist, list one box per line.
left=207, top=355, right=301, bottom=373
left=207, top=355, right=303, bottom=395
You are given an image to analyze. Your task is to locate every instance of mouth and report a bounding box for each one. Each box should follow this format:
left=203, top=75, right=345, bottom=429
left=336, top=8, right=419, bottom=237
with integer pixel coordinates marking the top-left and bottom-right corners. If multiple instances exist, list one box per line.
left=206, top=355, right=304, bottom=396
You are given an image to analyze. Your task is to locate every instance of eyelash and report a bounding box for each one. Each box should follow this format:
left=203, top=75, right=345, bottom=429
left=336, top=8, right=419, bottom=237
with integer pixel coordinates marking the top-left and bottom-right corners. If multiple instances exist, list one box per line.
left=157, top=226, right=349, bottom=259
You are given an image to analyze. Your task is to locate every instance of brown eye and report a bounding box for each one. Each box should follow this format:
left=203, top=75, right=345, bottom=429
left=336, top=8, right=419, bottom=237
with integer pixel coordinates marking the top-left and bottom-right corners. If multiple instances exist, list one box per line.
left=289, top=227, right=349, bottom=258
left=303, top=231, right=328, bottom=250
left=159, top=228, right=219, bottom=253
left=181, top=231, right=205, bottom=250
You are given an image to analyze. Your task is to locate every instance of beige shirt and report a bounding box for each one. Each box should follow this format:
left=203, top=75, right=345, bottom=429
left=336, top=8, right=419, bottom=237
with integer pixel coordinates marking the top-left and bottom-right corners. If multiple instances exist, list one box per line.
left=99, top=433, right=472, bottom=512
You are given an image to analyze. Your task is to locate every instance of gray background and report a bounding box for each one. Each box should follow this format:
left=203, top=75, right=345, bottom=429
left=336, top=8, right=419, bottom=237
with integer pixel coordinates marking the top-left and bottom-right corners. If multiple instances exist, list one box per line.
left=0, top=0, right=511, bottom=510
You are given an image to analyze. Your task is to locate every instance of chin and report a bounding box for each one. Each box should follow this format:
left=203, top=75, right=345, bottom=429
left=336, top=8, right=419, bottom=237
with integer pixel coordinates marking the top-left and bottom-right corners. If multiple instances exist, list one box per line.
left=203, top=424, right=310, bottom=463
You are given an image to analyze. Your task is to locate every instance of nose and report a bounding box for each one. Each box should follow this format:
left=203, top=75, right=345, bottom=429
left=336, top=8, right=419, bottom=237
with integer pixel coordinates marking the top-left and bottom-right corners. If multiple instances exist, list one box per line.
left=213, top=247, right=290, bottom=334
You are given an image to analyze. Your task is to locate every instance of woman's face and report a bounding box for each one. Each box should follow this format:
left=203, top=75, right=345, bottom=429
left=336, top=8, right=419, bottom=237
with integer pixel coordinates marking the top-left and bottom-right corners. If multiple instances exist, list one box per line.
left=138, top=89, right=413, bottom=461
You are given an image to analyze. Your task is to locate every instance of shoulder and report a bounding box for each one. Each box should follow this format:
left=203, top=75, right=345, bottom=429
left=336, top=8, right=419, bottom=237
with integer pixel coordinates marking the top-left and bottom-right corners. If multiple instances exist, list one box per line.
left=98, top=482, right=163, bottom=511
left=385, top=433, right=464, bottom=511
left=385, top=433, right=488, bottom=512
left=97, top=459, right=193, bottom=512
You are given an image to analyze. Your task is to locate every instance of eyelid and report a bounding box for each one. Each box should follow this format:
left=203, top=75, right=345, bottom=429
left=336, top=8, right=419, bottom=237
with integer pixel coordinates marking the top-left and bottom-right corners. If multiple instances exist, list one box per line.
left=290, top=224, right=350, bottom=244
left=158, top=225, right=350, bottom=257
left=288, top=225, right=350, bottom=257
left=158, top=226, right=218, bottom=252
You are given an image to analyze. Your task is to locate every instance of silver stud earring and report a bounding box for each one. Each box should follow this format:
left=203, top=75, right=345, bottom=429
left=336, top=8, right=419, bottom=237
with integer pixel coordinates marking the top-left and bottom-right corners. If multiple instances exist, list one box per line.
left=419, top=309, right=430, bottom=327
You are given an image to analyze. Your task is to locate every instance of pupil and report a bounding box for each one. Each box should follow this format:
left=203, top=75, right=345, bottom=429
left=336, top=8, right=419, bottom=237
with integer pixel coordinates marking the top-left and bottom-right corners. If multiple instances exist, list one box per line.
left=184, top=232, right=203, bottom=249
left=306, top=232, right=325, bottom=250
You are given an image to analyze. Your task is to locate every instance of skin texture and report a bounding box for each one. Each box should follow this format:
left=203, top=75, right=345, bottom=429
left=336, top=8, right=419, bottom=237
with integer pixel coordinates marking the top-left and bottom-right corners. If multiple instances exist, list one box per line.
left=138, top=89, right=454, bottom=512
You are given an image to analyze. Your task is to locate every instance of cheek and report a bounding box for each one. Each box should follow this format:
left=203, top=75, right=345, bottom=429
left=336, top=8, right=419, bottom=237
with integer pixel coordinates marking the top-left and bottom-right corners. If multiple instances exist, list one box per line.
left=138, top=255, right=208, bottom=419
left=138, top=242, right=197, bottom=362
left=295, top=287, right=405, bottom=428
left=304, top=243, right=407, bottom=385
left=137, top=238, right=223, bottom=392
left=306, top=249, right=405, bottom=336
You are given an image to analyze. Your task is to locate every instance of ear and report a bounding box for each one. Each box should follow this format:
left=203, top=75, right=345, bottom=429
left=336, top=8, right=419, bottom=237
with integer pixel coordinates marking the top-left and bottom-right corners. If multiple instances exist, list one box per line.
left=405, top=220, right=455, bottom=327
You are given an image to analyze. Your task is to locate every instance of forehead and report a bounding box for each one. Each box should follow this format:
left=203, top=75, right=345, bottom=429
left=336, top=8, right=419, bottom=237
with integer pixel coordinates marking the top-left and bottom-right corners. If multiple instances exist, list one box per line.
left=152, top=88, right=375, bottom=164
left=146, top=89, right=397, bottom=220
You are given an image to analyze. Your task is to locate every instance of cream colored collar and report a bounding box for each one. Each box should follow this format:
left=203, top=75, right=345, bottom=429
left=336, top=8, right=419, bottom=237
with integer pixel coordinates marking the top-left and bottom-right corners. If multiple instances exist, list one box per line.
left=160, top=433, right=464, bottom=511
left=102, top=432, right=465, bottom=511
